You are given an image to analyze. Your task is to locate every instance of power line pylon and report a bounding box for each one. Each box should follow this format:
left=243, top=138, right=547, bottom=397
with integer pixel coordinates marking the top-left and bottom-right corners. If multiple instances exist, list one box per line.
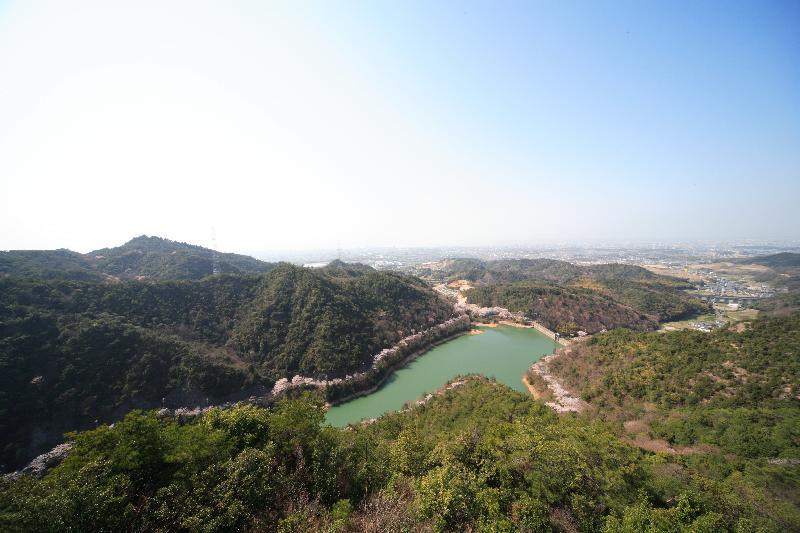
left=211, top=227, right=220, bottom=275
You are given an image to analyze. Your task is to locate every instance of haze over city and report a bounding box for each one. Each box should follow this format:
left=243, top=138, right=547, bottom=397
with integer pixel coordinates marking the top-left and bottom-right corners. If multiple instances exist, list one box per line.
left=1, top=1, right=798, bottom=253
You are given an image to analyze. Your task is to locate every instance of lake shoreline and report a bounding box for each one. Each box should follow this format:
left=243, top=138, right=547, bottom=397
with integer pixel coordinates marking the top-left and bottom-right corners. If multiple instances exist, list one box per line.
left=326, top=324, right=559, bottom=426
left=325, top=328, right=472, bottom=408
left=327, top=320, right=562, bottom=409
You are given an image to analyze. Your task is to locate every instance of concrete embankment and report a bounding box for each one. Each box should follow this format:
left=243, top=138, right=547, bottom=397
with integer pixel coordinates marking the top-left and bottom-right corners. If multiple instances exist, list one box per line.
left=528, top=321, right=571, bottom=346
left=490, top=319, right=570, bottom=346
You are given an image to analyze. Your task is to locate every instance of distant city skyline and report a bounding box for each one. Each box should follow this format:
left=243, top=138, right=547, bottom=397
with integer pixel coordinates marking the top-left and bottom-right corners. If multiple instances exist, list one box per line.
left=1, top=1, right=798, bottom=252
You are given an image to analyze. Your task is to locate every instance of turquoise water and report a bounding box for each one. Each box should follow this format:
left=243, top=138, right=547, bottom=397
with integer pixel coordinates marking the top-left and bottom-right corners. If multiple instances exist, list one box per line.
left=325, top=325, right=557, bottom=426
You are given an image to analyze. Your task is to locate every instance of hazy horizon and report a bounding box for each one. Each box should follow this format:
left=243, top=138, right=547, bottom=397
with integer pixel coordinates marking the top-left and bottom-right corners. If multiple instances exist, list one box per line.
left=4, top=232, right=800, bottom=259
left=2, top=1, right=799, bottom=252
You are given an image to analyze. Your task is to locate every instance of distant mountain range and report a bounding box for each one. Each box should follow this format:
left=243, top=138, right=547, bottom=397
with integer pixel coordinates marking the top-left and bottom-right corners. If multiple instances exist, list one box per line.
left=737, top=252, right=800, bottom=268
left=0, top=235, right=275, bottom=281
left=735, top=252, right=800, bottom=292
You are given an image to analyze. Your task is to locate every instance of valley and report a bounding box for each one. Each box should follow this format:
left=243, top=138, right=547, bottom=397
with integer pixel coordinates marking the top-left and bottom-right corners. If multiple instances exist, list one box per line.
left=1, top=237, right=798, bottom=531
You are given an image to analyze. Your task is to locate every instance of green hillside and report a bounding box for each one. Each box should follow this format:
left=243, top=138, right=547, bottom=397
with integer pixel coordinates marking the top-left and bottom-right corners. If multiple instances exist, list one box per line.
left=456, top=259, right=707, bottom=333
left=0, top=265, right=453, bottom=471
left=2, top=370, right=796, bottom=531
left=0, top=250, right=107, bottom=282
left=540, top=314, right=800, bottom=530
left=467, top=282, right=656, bottom=334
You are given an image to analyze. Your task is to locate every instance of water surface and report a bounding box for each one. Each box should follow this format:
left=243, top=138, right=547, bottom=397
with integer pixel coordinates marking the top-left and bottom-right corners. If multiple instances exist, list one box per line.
left=326, top=325, right=557, bottom=426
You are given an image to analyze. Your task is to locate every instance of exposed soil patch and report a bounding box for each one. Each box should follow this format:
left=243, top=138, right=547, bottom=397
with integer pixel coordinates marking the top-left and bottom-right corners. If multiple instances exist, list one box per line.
left=622, top=418, right=715, bottom=455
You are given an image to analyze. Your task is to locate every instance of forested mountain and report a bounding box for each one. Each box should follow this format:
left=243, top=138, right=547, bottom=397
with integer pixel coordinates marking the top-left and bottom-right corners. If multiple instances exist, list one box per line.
left=0, top=249, right=108, bottom=282
left=536, top=314, right=800, bottom=529
left=0, top=264, right=453, bottom=471
left=468, top=282, right=657, bottom=334
left=550, top=313, right=799, bottom=423
left=451, top=259, right=708, bottom=334
left=3, top=361, right=797, bottom=531
left=0, top=235, right=275, bottom=281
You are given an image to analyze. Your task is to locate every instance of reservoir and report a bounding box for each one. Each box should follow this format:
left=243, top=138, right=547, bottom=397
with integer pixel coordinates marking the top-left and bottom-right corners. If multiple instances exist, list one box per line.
left=325, top=325, right=558, bottom=426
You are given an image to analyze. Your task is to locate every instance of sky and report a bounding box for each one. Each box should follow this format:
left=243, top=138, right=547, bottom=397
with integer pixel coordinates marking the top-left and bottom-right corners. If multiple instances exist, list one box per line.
left=1, top=0, right=798, bottom=254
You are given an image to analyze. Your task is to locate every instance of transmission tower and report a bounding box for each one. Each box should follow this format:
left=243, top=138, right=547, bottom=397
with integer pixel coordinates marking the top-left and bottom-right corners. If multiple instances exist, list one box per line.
left=211, top=227, right=220, bottom=275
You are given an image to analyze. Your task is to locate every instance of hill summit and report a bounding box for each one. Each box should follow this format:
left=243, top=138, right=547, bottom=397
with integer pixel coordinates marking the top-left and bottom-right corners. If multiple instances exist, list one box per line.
left=0, top=236, right=274, bottom=281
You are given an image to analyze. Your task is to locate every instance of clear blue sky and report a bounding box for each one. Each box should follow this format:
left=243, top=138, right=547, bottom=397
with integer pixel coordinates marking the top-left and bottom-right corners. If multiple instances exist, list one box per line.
left=0, top=1, right=798, bottom=252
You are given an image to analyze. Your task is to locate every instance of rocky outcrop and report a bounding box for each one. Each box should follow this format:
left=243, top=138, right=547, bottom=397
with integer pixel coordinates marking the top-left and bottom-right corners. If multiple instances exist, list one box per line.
left=5, top=442, right=72, bottom=481
left=528, top=347, right=585, bottom=413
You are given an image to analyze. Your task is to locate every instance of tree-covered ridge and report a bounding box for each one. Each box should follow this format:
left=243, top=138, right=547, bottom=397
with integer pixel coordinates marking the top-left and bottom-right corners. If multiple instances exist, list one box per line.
left=318, top=259, right=375, bottom=278
left=465, top=277, right=706, bottom=335
left=551, top=315, right=799, bottom=416
left=1, top=235, right=276, bottom=281
left=89, top=235, right=276, bottom=280
left=422, top=258, right=684, bottom=286
left=426, top=258, right=707, bottom=333
left=542, top=315, right=799, bottom=521
left=230, top=266, right=453, bottom=379
left=2, top=377, right=796, bottom=531
left=0, top=265, right=453, bottom=471
left=467, top=282, right=656, bottom=335
left=0, top=250, right=107, bottom=282
left=421, top=257, right=584, bottom=284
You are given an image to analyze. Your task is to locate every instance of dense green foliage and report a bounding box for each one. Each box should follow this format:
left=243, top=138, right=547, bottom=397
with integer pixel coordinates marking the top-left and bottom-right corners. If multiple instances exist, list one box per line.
left=555, top=315, right=799, bottom=416
left=0, top=250, right=107, bottom=282
left=577, top=315, right=800, bottom=459
left=427, top=258, right=707, bottom=333
left=467, top=282, right=655, bottom=334
left=231, top=266, right=452, bottom=378
left=1, top=236, right=275, bottom=281
left=544, top=314, right=800, bottom=530
left=2, top=377, right=794, bottom=531
left=467, top=277, right=706, bottom=335
left=0, top=264, right=452, bottom=471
